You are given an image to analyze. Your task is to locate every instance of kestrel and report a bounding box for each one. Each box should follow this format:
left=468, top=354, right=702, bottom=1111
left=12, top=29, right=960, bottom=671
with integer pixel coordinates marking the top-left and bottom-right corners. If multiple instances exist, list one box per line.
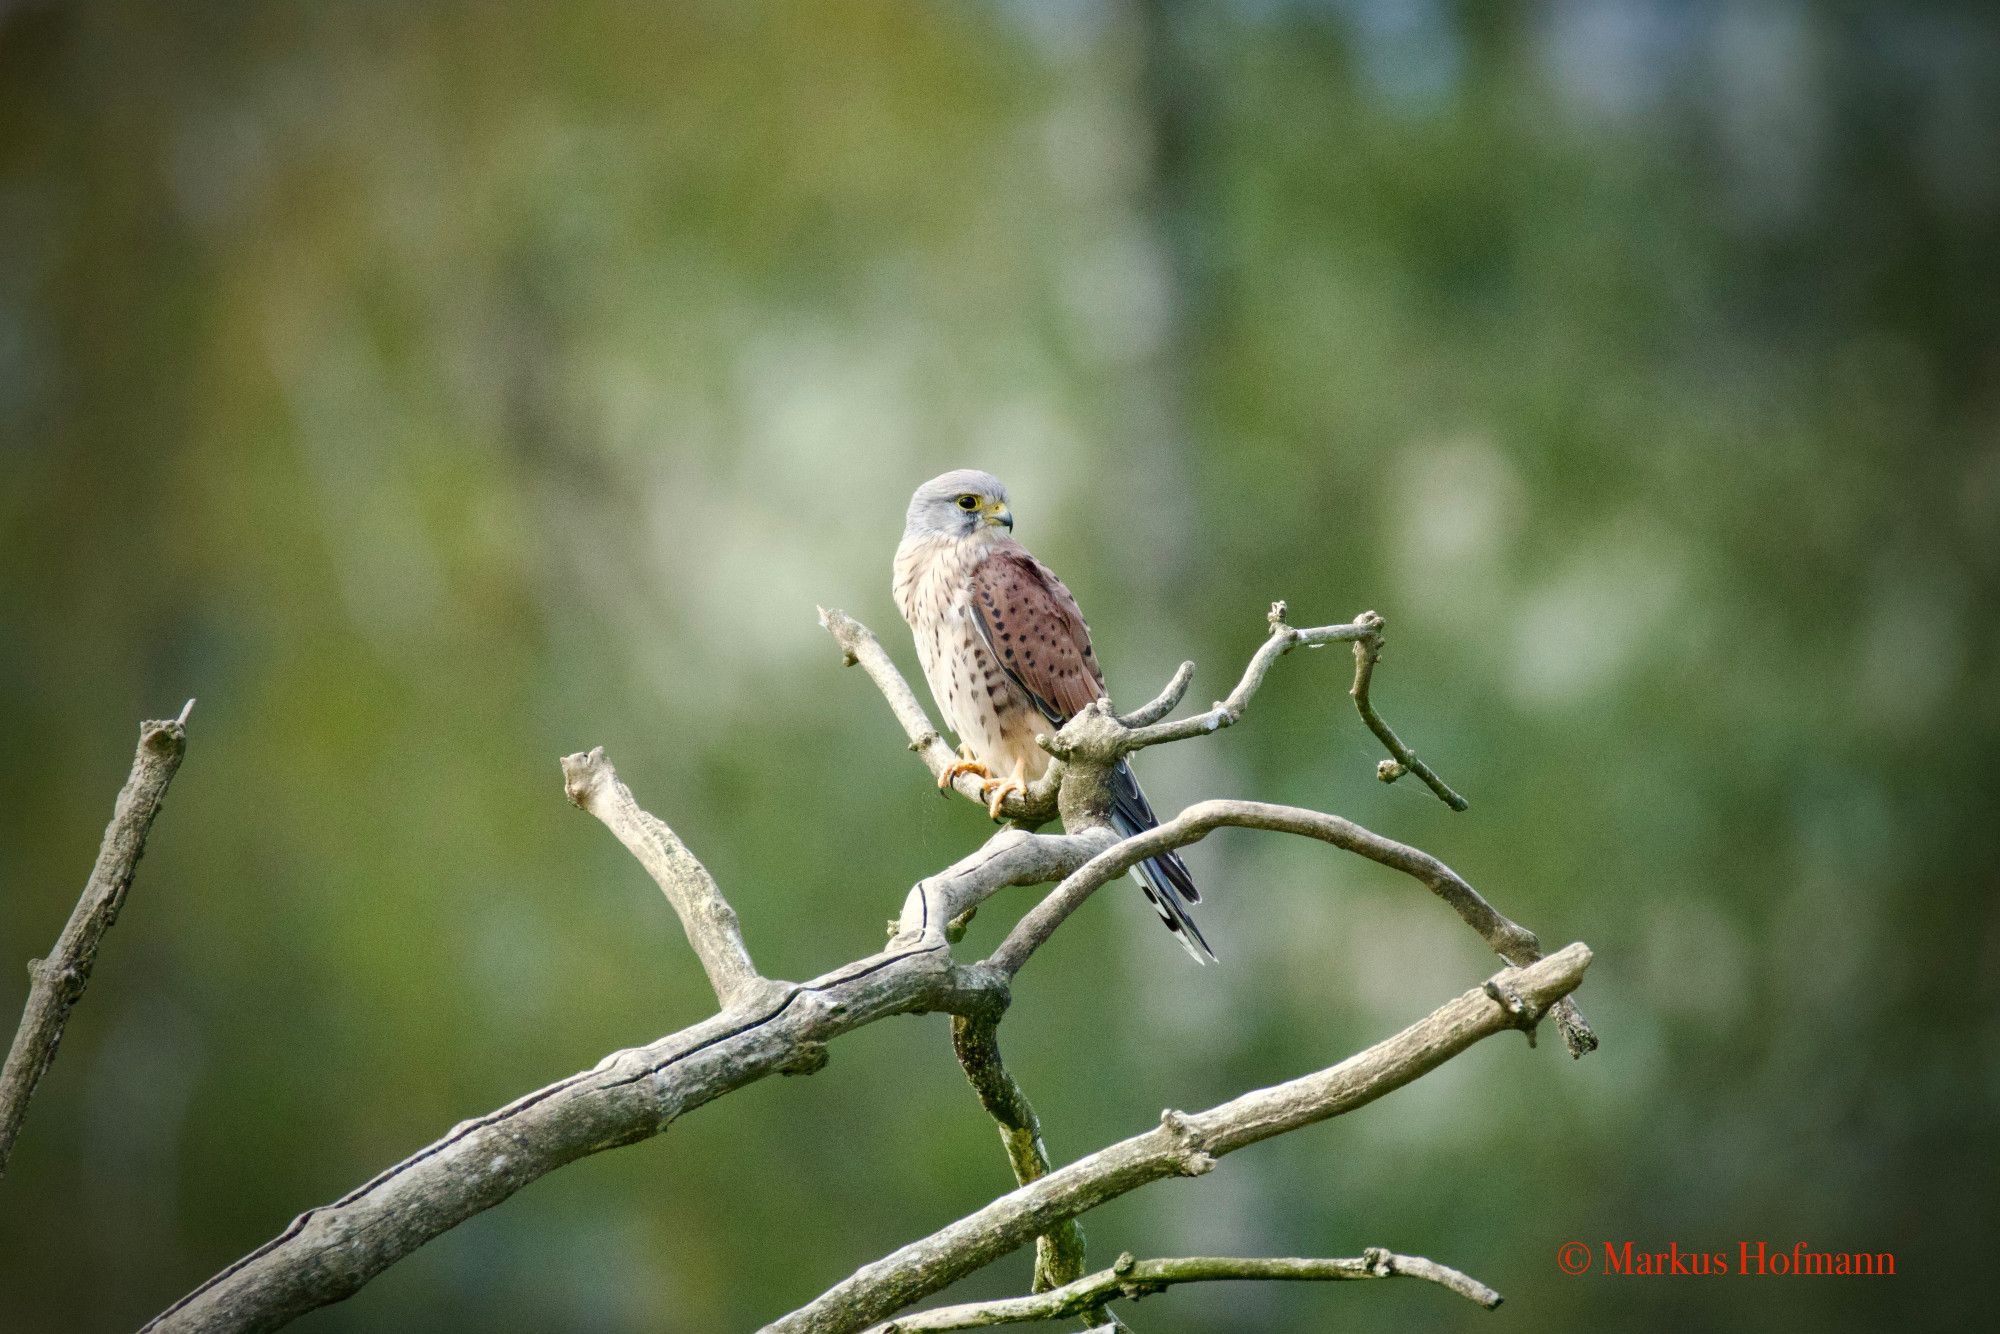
left=893, top=469, right=1212, bottom=961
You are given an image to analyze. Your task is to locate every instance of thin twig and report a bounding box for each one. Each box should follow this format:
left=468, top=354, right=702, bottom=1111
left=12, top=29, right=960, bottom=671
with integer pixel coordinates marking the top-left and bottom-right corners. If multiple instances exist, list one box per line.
left=770, top=946, right=1591, bottom=1334
left=1113, top=661, right=1193, bottom=727
left=868, top=1247, right=1501, bottom=1330
left=1, top=703, right=193, bottom=1177
left=1102, top=603, right=1467, bottom=812
left=562, top=747, right=766, bottom=1007
left=1348, top=610, right=1468, bottom=810
left=1111, top=604, right=1374, bottom=752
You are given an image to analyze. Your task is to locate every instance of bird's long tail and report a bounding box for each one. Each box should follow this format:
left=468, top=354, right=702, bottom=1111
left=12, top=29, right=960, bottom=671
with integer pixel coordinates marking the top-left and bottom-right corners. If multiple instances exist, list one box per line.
left=1109, top=760, right=1214, bottom=963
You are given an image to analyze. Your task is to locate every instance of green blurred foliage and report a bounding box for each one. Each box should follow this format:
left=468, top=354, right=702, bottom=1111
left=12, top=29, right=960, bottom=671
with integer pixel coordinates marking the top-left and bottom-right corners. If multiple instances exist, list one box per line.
left=2, top=1, right=1996, bottom=1330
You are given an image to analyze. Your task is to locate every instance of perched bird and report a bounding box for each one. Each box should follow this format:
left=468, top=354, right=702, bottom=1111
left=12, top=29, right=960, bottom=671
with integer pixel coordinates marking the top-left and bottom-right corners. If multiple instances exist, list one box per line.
left=892, top=469, right=1212, bottom=962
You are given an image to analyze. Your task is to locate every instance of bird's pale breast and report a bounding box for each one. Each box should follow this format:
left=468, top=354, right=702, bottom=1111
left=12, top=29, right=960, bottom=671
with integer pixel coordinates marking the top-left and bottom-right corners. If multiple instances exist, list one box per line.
left=893, top=534, right=1055, bottom=780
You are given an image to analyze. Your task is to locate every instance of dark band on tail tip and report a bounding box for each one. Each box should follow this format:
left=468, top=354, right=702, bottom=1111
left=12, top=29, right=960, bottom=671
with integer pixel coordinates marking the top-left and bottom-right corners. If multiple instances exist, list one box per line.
left=1111, top=759, right=1213, bottom=963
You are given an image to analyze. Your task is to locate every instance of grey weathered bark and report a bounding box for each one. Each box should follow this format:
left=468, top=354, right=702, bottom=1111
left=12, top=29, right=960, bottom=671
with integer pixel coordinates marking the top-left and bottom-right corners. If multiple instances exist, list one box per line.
left=142, top=780, right=1090, bottom=1334
left=142, top=601, right=1593, bottom=1333
left=861, top=1248, right=1502, bottom=1331
left=562, top=746, right=767, bottom=1007
left=770, top=946, right=1590, bottom=1334
left=1, top=701, right=192, bottom=1178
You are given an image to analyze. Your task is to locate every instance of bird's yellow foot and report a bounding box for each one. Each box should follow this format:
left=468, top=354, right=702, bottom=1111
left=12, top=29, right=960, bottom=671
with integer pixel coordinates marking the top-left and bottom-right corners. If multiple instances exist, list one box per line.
left=979, top=759, right=1030, bottom=820
left=938, top=745, right=992, bottom=791
left=980, top=776, right=1028, bottom=820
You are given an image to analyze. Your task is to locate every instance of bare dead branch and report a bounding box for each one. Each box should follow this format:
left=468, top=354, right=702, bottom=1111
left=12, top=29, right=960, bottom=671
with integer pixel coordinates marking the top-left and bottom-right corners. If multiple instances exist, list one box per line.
left=145, top=944, right=994, bottom=1333
left=561, top=746, right=766, bottom=1007
left=1113, top=660, right=1194, bottom=728
left=1111, top=603, right=1374, bottom=751
left=1, top=703, right=192, bottom=1177
left=1090, top=603, right=1467, bottom=812
left=916, top=828, right=1130, bottom=1320
left=142, top=792, right=1106, bottom=1334
left=825, top=598, right=1464, bottom=826
left=950, top=1017, right=1097, bottom=1308
left=821, top=606, right=1060, bottom=824
left=986, top=798, right=1596, bottom=1058
left=990, top=798, right=1527, bottom=970
left=1346, top=609, right=1468, bottom=810
left=771, top=945, right=1590, bottom=1334
left=895, top=828, right=1116, bottom=941
left=145, top=594, right=1589, bottom=1331
left=866, top=1246, right=1501, bottom=1330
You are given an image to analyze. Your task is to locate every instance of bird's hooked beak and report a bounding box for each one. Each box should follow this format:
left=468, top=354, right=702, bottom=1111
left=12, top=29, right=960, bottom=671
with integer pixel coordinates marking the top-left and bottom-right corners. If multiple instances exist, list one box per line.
left=985, top=500, right=1013, bottom=531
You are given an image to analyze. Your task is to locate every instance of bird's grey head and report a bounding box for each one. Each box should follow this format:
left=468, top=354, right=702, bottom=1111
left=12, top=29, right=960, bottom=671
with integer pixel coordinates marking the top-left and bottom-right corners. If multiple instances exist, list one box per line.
left=903, top=469, right=1013, bottom=540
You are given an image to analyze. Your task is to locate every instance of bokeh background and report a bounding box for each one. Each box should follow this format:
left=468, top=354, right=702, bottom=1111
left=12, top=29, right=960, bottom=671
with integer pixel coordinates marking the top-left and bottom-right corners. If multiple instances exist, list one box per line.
left=4, top=1, right=1996, bottom=1330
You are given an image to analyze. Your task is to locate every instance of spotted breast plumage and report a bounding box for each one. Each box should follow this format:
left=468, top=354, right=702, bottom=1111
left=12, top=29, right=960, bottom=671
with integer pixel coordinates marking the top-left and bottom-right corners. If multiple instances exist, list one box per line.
left=892, top=468, right=1212, bottom=961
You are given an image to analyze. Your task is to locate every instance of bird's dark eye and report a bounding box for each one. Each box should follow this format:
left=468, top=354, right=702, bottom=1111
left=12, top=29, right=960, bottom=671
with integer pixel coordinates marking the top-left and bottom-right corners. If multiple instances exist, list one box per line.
left=955, top=494, right=979, bottom=511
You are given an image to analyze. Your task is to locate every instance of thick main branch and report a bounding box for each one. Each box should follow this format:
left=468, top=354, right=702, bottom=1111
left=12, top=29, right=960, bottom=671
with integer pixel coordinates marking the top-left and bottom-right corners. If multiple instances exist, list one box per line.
left=146, top=944, right=988, bottom=1333
left=1, top=702, right=191, bottom=1177
left=144, top=805, right=1104, bottom=1333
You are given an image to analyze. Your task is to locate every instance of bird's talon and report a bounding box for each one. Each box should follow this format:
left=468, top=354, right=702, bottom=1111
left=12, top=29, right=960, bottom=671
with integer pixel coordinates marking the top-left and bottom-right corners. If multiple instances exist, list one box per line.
left=981, top=777, right=1028, bottom=820
left=938, top=757, right=992, bottom=790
